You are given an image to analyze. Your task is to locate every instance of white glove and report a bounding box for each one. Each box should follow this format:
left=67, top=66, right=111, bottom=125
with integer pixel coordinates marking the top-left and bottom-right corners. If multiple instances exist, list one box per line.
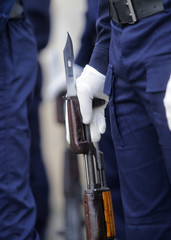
left=76, top=65, right=109, bottom=142
left=45, top=64, right=83, bottom=100
left=164, top=74, right=171, bottom=130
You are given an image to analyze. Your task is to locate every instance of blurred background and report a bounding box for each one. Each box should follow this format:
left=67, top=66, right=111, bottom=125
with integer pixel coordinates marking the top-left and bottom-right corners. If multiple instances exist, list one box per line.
left=37, top=0, right=86, bottom=239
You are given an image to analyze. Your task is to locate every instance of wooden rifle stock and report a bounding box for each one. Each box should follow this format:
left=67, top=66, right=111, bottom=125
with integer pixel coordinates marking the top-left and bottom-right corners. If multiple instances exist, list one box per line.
left=67, top=96, right=89, bottom=154
left=67, top=96, right=118, bottom=240
left=67, top=96, right=106, bottom=154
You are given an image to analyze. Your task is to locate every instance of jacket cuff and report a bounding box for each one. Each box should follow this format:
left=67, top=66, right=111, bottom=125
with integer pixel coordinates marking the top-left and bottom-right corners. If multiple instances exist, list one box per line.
left=89, top=45, right=109, bottom=75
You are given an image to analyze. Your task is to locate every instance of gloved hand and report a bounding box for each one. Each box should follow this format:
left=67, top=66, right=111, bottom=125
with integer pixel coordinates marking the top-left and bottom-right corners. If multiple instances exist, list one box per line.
left=76, top=65, right=109, bottom=142
left=164, top=74, right=171, bottom=130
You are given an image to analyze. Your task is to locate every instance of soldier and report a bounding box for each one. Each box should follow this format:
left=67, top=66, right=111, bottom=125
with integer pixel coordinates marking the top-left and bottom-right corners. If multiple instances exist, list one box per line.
left=0, top=0, right=39, bottom=239
left=25, top=1, right=51, bottom=239
left=75, top=0, right=171, bottom=239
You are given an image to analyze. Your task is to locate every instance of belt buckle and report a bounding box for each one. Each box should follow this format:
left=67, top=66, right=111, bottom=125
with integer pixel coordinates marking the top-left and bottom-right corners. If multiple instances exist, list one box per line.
left=126, top=0, right=137, bottom=24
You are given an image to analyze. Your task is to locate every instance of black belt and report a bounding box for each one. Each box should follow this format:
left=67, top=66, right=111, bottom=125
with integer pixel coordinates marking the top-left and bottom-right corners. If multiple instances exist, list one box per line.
left=9, top=0, right=24, bottom=19
left=108, top=0, right=164, bottom=25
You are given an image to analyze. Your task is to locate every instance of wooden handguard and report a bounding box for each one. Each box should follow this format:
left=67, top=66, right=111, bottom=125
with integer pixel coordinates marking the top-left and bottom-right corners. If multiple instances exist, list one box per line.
left=67, top=96, right=89, bottom=154
left=102, top=190, right=116, bottom=238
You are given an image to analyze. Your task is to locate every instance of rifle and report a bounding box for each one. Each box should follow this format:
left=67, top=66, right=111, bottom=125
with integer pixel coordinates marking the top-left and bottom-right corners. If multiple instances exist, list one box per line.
left=56, top=90, right=84, bottom=240
left=64, top=32, right=118, bottom=240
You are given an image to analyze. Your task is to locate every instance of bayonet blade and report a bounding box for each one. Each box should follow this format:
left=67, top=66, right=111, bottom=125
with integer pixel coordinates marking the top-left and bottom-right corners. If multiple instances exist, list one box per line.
left=63, top=33, right=77, bottom=97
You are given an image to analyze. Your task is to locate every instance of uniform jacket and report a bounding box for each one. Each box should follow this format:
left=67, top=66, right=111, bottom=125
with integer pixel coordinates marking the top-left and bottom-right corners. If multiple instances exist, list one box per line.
left=75, top=0, right=98, bottom=67
left=89, top=0, right=171, bottom=90
left=24, top=0, right=51, bottom=51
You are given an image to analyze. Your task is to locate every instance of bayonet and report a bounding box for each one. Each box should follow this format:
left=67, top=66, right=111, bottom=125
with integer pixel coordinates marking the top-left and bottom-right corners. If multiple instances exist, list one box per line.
left=63, top=33, right=89, bottom=154
left=63, top=33, right=77, bottom=97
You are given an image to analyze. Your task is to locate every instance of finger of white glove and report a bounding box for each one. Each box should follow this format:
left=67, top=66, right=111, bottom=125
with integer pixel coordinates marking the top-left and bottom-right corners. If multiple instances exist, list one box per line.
left=76, top=84, right=93, bottom=124
left=164, top=75, right=171, bottom=130
left=92, top=107, right=107, bottom=133
left=164, top=100, right=171, bottom=130
left=167, top=119, right=171, bottom=131
left=89, top=108, right=107, bottom=142
left=90, top=123, right=101, bottom=143
left=95, top=112, right=106, bottom=134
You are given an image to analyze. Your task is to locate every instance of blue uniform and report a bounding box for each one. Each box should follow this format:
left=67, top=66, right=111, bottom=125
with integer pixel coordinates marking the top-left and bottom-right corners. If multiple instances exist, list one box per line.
left=90, top=0, right=171, bottom=239
left=0, top=1, right=39, bottom=239
left=24, top=1, right=51, bottom=239
left=75, top=0, right=98, bottom=67
left=76, top=1, right=126, bottom=239
left=24, top=0, right=50, bottom=51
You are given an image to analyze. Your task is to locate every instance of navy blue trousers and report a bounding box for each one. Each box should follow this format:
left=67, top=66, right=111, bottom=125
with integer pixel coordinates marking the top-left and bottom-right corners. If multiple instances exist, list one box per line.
left=106, top=69, right=171, bottom=239
left=29, top=63, right=49, bottom=240
left=0, top=18, right=39, bottom=239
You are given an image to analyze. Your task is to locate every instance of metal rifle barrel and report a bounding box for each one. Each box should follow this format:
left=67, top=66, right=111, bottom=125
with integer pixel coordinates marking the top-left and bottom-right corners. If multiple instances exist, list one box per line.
left=84, top=124, right=96, bottom=189
left=95, top=149, right=106, bottom=187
